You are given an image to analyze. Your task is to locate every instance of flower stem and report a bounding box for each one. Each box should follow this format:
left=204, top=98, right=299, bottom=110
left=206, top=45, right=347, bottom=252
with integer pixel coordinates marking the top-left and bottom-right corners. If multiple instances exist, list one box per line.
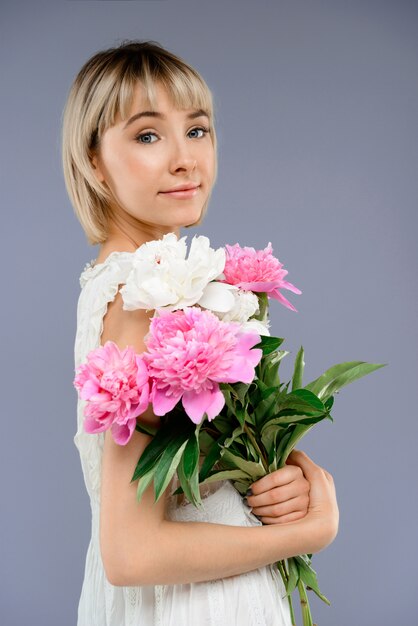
left=255, top=292, right=269, bottom=322
left=297, top=579, right=314, bottom=626
left=277, top=560, right=296, bottom=626
left=243, top=422, right=269, bottom=472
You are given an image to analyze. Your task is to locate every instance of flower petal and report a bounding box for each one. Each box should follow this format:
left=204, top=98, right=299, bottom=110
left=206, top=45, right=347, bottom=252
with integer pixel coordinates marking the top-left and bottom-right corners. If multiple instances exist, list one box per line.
left=111, top=418, right=136, bottom=445
left=269, top=289, right=298, bottom=312
left=151, top=386, right=183, bottom=416
left=182, top=387, right=219, bottom=424
left=198, top=281, right=238, bottom=312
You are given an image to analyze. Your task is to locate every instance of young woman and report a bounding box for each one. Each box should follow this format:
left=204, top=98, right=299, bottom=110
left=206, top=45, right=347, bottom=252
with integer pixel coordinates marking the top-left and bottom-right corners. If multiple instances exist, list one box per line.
left=62, top=40, right=339, bottom=626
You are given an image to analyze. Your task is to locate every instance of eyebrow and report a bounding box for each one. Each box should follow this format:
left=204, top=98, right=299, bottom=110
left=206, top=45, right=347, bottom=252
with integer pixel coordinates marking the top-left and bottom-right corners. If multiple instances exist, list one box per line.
left=123, top=108, right=209, bottom=129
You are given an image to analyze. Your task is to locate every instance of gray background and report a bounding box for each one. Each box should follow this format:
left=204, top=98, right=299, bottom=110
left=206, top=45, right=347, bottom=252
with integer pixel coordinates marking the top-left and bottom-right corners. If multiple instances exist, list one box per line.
left=1, top=1, right=417, bottom=624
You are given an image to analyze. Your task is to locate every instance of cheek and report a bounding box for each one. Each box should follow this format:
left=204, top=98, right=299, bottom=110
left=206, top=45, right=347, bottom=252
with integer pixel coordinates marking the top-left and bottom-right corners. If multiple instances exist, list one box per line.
left=105, top=149, right=155, bottom=189
left=203, top=146, right=216, bottom=179
left=124, top=151, right=161, bottom=185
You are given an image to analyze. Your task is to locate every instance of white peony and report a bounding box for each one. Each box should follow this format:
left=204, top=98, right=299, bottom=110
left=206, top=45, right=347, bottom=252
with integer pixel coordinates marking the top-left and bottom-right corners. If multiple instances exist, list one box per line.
left=211, top=288, right=271, bottom=336
left=213, top=288, right=259, bottom=322
left=241, top=317, right=271, bottom=336
left=119, top=233, right=238, bottom=312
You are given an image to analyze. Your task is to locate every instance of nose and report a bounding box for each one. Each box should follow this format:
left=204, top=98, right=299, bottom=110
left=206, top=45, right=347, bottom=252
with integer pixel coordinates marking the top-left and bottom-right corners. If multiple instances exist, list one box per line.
left=169, top=138, right=198, bottom=174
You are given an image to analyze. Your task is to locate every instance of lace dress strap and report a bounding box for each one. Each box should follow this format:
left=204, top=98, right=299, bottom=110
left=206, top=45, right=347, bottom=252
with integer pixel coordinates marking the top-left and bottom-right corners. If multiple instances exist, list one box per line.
left=75, top=252, right=135, bottom=366
left=74, top=253, right=135, bottom=503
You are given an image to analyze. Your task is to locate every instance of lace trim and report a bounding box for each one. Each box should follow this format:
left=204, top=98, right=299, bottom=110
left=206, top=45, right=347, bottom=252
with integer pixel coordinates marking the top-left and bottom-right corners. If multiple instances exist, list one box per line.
left=126, top=587, right=139, bottom=626
left=79, top=250, right=137, bottom=287
left=75, top=256, right=137, bottom=501
left=242, top=571, right=267, bottom=626
left=154, top=584, right=164, bottom=626
left=208, top=578, right=224, bottom=626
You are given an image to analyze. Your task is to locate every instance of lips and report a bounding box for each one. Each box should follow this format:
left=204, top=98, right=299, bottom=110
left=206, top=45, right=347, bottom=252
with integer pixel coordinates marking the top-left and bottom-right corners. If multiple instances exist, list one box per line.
left=159, top=186, right=200, bottom=199
left=160, top=183, right=199, bottom=193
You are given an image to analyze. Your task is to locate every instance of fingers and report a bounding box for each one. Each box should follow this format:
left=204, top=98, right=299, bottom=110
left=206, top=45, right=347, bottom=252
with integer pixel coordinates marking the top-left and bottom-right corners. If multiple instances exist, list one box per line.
left=322, top=468, right=334, bottom=483
left=286, top=449, right=332, bottom=481
left=246, top=449, right=336, bottom=530
left=247, top=476, right=309, bottom=508
left=256, top=509, right=307, bottom=525
left=250, top=463, right=306, bottom=495
left=249, top=493, right=309, bottom=520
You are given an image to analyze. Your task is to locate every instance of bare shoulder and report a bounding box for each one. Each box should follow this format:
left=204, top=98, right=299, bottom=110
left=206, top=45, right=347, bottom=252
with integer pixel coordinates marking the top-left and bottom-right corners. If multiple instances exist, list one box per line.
left=101, top=289, right=155, bottom=352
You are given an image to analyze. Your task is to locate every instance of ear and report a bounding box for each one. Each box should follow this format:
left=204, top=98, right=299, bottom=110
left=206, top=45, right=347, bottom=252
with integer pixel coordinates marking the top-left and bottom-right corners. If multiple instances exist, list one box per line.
left=90, top=153, right=106, bottom=184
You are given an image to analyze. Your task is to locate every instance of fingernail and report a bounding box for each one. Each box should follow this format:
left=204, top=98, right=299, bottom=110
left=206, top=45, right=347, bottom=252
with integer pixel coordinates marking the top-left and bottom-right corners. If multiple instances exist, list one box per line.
left=246, top=488, right=253, bottom=496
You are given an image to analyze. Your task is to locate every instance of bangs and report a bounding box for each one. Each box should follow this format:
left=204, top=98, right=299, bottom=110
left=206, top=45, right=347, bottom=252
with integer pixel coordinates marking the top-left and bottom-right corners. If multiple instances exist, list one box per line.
left=96, top=54, right=214, bottom=139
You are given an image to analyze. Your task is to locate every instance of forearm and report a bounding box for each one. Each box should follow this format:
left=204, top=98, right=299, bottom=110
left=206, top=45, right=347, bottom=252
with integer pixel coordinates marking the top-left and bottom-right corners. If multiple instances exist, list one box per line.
left=122, top=517, right=324, bottom=586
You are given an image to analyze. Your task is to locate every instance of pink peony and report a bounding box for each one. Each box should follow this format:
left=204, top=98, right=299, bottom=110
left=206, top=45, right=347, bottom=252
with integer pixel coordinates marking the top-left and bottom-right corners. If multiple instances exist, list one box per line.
left=73, top=341, right=151, bottom=445
left=221, top=242, right=302, bottom=312
left=142, top=307, right=262, bottom=424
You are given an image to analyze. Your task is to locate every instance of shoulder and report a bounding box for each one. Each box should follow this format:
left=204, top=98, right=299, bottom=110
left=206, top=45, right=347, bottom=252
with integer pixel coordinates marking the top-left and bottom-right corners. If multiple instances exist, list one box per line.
left=78, top=251, right=156, bottom=353
left=75, top=250, right=142, bottom=365
left=101, top=289, right=155, bottom=353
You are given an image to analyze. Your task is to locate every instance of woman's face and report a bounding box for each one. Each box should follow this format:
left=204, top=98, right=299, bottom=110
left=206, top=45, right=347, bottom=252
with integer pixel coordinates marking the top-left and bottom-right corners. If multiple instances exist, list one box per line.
left=91, top=81, right=215, bottom=238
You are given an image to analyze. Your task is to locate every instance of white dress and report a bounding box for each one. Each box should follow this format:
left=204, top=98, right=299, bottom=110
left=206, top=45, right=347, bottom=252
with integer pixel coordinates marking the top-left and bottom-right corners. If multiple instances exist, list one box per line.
left=74, top=251, right=293, bottom=626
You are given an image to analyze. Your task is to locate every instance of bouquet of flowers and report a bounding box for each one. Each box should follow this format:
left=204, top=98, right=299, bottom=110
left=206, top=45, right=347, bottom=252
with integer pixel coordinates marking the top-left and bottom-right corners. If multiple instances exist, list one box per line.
left=74, top=233, right=385, bottom=626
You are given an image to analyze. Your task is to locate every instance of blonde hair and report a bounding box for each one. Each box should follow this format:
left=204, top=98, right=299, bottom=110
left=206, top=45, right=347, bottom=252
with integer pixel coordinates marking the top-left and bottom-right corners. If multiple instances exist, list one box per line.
left=61, top=40, right=218, bottom=245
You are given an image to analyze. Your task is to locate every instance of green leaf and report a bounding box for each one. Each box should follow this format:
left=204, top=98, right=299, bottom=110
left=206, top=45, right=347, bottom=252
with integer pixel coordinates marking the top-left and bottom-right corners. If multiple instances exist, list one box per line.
left=284, top=557, right=300, bottom=597
left=324, top=395, right=334, bottom=411
left=177, top=438, right=202, bottom=507
left=262, top=425, right=276, bottom=458
left=291, top=346, right=305, bottom=391
left=254, top=335, right=285, bottom=355
left=135, top=422, right=159, bottom=436
left=197, top=429, right=214, bottom=456
left=242, top=436, right=259, bottom=462
left=232, top=480, right=252, bottom=495
left=198, top=432, right=229, bottom=482
left=305, top=361, right=387, bottom=401
left=220, top=448, right=266, bottom=479
left=149, top=417, right=195, bottom=500
left=235, top=403, right=248, bottom=427
left=210, top=414, right=234, bottom=435
left=232, top=382, right=251, bottom=404
left=294, top=555, right=330, bottom=604
left=278, top=424, right=316, bottom=467
left=224, top=425, right=245, bottom=449
left=200, top=469, right=250, bottom=483
left=222, top=388, right=235, bottom=414
left=282, top=388, right=326, bottom=412
left=136, top=466, right=156, bottom=503
left=182, top=433, right=200, bottom=479
left=260, top=385, right=278, bottom=400
left=131, top=425, right=177, bottom=482
left=260, top=392, right=326, bottom=435
left=154, top=438, right=189, bottom=503
left=268, top=412, right=328, bottom=427
left=263, top=350, right=289, bottom=387
left=254, top=389, right=278, bottom=423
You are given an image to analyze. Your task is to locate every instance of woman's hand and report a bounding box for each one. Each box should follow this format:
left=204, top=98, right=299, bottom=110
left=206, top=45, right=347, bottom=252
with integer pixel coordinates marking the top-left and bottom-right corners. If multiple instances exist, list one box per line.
left=244, top=450, right=310, bottom=524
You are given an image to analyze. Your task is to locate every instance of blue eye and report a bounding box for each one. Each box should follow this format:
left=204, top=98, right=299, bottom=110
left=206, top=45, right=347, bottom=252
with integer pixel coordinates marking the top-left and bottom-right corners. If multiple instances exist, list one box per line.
left=135, top=131, right=158, bottom=144
left=135, top=126, right=210, bottom=144
left=188, top=127, right=210, bottom=139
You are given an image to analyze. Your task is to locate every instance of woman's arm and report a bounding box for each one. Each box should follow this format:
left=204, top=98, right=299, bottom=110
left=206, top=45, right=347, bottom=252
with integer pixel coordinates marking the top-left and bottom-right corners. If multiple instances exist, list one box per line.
left=99, top=292, right=337, bottom=587
left=100, top=425, right=329, bottom=587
